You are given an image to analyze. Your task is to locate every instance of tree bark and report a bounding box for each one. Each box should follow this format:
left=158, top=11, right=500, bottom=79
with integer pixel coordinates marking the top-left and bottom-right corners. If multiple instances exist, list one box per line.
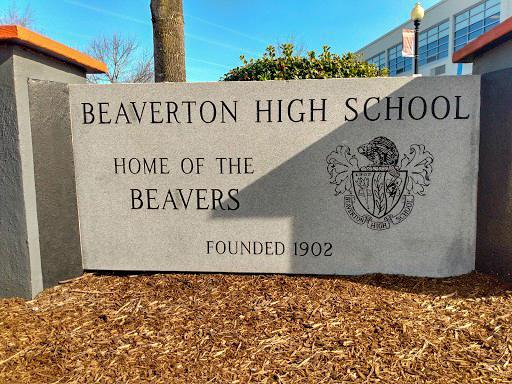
left=151, top=0, right=186, bottom=82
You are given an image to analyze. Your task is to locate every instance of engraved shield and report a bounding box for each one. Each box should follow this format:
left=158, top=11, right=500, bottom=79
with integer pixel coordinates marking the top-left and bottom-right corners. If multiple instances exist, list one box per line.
left=352, top=170, right=407, bottom=219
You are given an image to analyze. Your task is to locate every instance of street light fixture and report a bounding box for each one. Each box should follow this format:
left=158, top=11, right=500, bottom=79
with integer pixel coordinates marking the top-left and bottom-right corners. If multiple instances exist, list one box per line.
left=411, top=2, right=425, bottom=75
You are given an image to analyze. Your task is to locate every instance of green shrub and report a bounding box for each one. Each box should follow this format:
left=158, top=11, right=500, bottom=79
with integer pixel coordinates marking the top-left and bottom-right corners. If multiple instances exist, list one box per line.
left=222, top=44, right=388, bottom=81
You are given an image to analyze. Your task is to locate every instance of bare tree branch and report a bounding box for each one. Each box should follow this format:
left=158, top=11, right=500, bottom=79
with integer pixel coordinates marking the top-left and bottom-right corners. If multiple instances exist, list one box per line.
left=274, top=35, right=306, bottom=56
left=87, top=34, right=154, bottom=84
left=0, top=1, right=35, bottom=28
left=127, top=52, right=154, bottom=83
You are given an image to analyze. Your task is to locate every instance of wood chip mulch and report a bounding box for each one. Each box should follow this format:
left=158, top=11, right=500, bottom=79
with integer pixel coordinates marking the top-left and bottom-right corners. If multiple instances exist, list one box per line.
left=1, top=272, right=512, bottom=383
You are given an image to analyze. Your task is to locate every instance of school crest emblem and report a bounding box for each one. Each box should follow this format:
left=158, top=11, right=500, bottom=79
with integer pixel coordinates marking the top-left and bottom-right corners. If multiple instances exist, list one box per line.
left=326, top=136, right=434, bottom=230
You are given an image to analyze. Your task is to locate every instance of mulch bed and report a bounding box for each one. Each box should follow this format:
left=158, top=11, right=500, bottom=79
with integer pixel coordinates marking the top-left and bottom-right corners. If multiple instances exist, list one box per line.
left=0, top=272, right=511, bottom=383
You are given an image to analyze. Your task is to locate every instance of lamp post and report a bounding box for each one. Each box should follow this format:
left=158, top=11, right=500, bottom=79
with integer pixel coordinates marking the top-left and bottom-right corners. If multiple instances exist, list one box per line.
left=411, top=2, right=425, bottom=75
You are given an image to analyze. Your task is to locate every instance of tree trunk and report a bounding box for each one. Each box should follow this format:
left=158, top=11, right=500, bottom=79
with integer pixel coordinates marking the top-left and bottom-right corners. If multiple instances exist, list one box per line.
left=151, top=0, right=186, bottom=82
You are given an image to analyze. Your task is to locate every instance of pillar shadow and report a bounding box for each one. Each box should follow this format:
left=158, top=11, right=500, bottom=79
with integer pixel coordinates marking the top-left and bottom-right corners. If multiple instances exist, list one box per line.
left=211, top=76, right=478, bottom=279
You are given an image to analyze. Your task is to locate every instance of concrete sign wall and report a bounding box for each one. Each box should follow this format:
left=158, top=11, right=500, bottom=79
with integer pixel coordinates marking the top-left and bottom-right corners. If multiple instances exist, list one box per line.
left=69, top=76, right=480, bottom=277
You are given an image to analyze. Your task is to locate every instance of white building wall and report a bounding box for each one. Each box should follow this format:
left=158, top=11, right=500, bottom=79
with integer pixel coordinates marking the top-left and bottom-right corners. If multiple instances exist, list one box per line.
left=502, top=0, right=512, bottom=18
left=357, top=0, right=512, bottom=76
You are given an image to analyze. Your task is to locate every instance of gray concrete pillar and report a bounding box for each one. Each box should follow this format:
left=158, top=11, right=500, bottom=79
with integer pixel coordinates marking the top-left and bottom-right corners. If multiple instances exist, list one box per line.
left=477, top=67, right=512, bottom=281
left=0, top=26, right=106, bottom=298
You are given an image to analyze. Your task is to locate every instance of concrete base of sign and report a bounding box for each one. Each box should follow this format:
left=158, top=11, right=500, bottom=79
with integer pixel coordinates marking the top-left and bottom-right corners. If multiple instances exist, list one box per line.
left=0, top=45, right=85, bottom=299
left=477, top=68, right=512, bottom=281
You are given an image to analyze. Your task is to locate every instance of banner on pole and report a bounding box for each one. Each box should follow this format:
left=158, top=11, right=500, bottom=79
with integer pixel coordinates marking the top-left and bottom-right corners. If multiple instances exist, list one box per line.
left=402, top=29, right=415, bottom=58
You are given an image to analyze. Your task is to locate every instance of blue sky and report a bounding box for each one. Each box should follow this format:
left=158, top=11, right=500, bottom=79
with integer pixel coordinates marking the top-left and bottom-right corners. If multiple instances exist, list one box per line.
left=0, top=0, right=440, bottom=81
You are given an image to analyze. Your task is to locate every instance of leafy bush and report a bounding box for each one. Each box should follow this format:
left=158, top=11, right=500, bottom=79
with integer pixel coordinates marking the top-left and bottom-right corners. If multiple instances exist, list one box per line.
left=222, top=44, right=388, bottom=81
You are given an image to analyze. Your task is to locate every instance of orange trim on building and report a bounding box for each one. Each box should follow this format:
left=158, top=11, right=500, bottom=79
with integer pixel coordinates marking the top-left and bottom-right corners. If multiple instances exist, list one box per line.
left=0, top=25, right=107, bottom=74
left=453, top=17, right=512, bottom=63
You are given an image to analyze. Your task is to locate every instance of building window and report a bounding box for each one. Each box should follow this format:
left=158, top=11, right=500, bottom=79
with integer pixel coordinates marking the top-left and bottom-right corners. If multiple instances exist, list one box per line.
left=367, top=52, right=386, bottom=70
left=431, top=64, right=446, bottom=76
left=419, top=20, right=449, bottom=66
left=388, top=44, right=412, bottom=76
left=454, top=0, right=501, bottom=52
